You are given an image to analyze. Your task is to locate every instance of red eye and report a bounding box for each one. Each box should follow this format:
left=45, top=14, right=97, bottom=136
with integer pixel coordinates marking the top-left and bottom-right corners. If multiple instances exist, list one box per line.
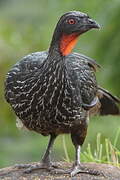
left=67, top=18, right=76, bottom=25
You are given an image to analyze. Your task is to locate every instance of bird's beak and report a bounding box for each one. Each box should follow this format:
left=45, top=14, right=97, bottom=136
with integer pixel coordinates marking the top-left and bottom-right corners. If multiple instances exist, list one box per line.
left=77, top=17, right=100, bottom=34
left=86, top=18, right=100, bottom=29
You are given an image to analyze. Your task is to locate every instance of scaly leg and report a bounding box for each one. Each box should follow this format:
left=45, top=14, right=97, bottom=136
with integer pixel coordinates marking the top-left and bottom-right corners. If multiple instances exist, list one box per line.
left=71, top=128, right=103, bottom=177
left=15, top=134, right=58, bottom=173
left=41, top=134, right=57, bottom=166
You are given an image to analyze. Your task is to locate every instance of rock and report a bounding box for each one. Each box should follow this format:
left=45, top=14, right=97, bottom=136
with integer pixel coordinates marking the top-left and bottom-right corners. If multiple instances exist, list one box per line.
left=0, top=162, right=120, bottom=180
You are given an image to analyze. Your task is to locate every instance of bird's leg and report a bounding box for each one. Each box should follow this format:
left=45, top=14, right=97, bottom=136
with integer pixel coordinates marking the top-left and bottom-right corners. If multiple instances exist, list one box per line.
left=71, top=144, right=81, bottom=176
left=41, top=133, right=58, bottom=168
left=14, top=134, right=57, bottom=173
left=71, top=128, right=103, bottom=177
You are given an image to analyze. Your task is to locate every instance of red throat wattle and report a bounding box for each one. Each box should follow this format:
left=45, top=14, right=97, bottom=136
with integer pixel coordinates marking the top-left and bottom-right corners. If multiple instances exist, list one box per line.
left=60, top=33, right=79, bottom=56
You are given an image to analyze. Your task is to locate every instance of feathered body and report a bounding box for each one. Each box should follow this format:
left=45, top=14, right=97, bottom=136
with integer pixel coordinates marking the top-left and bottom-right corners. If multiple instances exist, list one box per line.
left=5, top=52, right=98, bottom=136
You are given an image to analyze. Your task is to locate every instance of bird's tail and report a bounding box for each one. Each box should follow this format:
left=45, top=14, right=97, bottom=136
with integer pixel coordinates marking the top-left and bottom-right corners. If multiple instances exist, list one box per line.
left=98, top=87, right=120, bottom=115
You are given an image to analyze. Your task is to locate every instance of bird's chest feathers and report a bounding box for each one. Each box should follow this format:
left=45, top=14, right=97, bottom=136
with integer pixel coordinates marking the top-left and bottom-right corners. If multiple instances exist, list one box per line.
left=40, top=61, right=65, bottom=107
left=40, top=61, right=81, bottom=114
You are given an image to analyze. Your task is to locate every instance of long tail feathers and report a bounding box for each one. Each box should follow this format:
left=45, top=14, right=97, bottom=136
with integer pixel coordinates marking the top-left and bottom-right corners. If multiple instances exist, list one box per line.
left=98, top=87, right=120, bottom=115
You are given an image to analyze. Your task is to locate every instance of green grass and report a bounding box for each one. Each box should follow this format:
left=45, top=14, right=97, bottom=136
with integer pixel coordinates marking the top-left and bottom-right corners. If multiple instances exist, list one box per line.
left=62, top=131, right=120, bottom=167
left=81, top=132, right=120, bottom=166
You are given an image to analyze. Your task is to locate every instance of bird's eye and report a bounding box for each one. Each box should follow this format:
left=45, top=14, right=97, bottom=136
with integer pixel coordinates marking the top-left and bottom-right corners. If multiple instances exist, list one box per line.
left=67, top=18, right=76, bottom=25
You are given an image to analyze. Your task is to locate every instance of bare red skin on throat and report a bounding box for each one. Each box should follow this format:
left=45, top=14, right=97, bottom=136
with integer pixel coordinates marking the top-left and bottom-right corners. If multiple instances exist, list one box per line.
left=60, top=33, right=79, bottom=56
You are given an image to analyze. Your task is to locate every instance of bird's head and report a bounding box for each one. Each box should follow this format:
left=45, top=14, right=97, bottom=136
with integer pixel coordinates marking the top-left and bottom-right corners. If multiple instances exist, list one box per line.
left=49, top=11, right=100, bottom=56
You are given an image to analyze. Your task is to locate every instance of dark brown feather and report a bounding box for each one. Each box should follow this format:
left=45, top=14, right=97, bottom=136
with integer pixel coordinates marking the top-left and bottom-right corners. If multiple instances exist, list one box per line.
left=98, top=87, right=120, bottom=115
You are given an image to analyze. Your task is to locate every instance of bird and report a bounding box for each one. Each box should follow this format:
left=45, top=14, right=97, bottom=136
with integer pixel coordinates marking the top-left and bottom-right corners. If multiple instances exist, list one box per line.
left=4, top=11, right=120, bottom=176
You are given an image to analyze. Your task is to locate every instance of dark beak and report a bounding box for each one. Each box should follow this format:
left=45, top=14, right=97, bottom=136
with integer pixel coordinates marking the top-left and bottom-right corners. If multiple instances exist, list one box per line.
left=75, top=16, right=100, bottom=35
left=86, top=18, right=100, bottom=29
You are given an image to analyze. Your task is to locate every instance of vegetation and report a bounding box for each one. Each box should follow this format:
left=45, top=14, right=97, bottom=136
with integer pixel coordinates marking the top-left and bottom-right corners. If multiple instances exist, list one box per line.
left=0, top=0, right=120, bottom=168
left=63, top=131, right=120, bottom=167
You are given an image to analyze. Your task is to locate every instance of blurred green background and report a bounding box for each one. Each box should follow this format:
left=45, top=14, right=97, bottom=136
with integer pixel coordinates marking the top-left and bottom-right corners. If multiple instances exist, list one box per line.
left=0, top=0, right=120, bottom=168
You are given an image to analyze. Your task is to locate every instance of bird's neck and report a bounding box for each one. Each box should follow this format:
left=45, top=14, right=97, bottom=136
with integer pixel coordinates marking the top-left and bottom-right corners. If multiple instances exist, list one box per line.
left=59, top=33, right=79, bottom=56
left=48, top=31, right=79, bottom=59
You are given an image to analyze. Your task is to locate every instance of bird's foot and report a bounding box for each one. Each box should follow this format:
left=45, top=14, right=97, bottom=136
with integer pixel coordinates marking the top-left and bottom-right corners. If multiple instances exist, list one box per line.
left=14, top=162, right=60, bottom=173
left=14, top=163, right=33, bottom=169
left=71, top=164, right=104, bottom=177
left=50, top=168, right=71, bottom=175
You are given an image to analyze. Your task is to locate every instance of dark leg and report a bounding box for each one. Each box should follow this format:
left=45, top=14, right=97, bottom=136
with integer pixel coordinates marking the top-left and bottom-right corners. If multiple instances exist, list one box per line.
left=15, top=134, right=58, bottom=173
left=41, top=133, right=57, bottom=166
left=70, top=125, right=103, bottom=177
left=70, top=125, right=87, bottom=176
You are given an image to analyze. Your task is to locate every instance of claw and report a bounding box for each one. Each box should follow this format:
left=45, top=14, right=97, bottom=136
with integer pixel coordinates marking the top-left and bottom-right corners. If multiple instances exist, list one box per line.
left=14, top=163, right=32, bottom=169
left=71, top=164, right=103, bottom=177
left=23, top=164, right=44, bottom=174
left=71, top=165, right=84, bottom=177
left=14, top=162, right=61, bottom=174
left=50, top=168, right=71, bottom=175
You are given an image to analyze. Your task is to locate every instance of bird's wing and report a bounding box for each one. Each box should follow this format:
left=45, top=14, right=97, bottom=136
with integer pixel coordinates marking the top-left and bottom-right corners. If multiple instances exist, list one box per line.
left=66, top=53, right=120, bottom=114
left=73, top=52, right=101, bottom=72
left=5, top=51, right=48, bottom=103
left=15, top=51, right=48, bottom=73
left=98, top=87, right=120, bottom=115
left=66, top=53, right=98, bottom=110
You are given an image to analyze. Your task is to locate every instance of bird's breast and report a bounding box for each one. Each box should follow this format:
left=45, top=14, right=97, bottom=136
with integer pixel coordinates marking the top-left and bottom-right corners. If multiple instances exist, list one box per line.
left=5, top=58, right=86, bottom=134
